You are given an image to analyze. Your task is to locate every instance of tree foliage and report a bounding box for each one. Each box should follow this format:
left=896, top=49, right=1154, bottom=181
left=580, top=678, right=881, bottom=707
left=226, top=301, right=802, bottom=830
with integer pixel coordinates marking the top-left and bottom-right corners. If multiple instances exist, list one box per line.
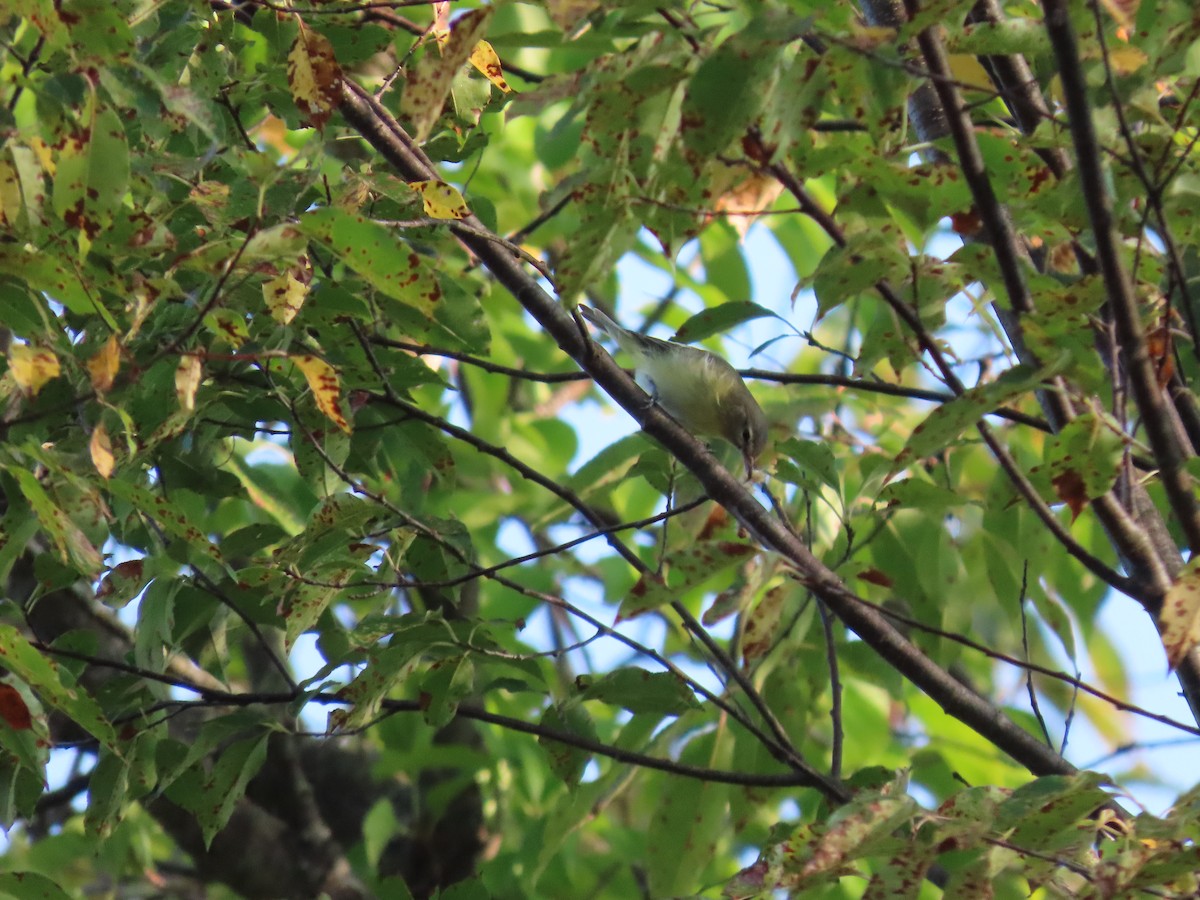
left=3, top=0, right=1200, bottom=896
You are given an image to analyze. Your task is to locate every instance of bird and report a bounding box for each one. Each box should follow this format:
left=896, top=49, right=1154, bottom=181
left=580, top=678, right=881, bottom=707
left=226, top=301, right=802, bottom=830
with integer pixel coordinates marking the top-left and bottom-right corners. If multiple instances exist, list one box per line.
left=579, top=305, right=768, bottom=477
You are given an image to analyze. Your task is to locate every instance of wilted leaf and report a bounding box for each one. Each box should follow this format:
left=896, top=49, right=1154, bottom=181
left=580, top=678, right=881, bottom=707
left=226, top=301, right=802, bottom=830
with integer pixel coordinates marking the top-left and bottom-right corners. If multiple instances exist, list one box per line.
left=1162, top=558, right=1200, bottom=671
left=401, top=6, right=492, bottom=142
left=468, top=40, right=512, bottom=92
left=175, top=354, right=202, bottom=411
left=288, top=26, right=343, bottom=130
left=87, top=335, right=120, bottom=392
left=0, top=684, right=33, bottom=731
left=292, top=354, right=351, bottom=434
left=89, top=424, right=115, bottom=478
left=263, top=255, right=313, bottom=324
left=9, top=344, right=60, bottom=397
left=409, top=180, right=471, bottom=220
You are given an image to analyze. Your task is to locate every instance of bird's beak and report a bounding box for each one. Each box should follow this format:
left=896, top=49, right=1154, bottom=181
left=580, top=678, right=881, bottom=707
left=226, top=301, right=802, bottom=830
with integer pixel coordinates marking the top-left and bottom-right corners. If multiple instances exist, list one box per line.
left=742, top=450, right=755, bottom=480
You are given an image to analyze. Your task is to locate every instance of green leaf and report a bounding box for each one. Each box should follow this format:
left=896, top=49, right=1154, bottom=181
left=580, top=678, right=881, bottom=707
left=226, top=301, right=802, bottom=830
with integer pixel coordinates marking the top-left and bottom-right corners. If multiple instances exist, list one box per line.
left=169, top=734, right=272, bottom=849
left=645, top=728, right=730, bottom=896
left=617, top=540, right=757, bottom=621
left=420, top=654, right=474, bottom=728
left=9, top=467, right=103, bottom=577
left=0, top=625, right=118, bottom=754
left=576, top=667, right=700, bottom=715
left=538, top=703, right=596, bottom=788
left=52, top=99, right=129, bottom=257
left=0, top=871, right=74, bottom=900
left=299, top=208, right=443, bottom=316
left=671, top=301, right=777, bottom=344
left=895, top=365, right=1049, bottom=467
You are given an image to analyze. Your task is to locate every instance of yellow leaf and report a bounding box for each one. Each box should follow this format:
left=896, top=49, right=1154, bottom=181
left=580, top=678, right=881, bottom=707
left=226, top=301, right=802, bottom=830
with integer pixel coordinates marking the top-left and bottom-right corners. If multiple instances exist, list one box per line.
left=263, top=255, right=313, bottom=324
left=0, top=157, right=21, bottom=228
left=287, top=26, right=343, bottom=130
left=946, top=54, right=993, bottom=92
left=87, top=335, right=120, bottom=393
left=90, top=424, right=115, bottom=479
left=1107, top=44, right=1146, bottom=75
left=408, top=180, right=471, bottom=221
left=175, top=354, right=202, bottom=412
left=469, top=40, right=512, bottom=93
left=292, top=354, right=352, bottom=434
left=1161, top=558, right=1200, bottom=671
left=9, top=344, right=60, bottom=397
left=28, top=136, right=55, bottom=176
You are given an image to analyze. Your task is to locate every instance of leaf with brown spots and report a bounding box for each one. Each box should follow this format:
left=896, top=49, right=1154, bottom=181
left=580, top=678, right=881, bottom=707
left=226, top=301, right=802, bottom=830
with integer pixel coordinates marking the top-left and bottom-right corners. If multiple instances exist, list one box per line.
left=468, top=40, right=512, bottom=93
left=401, top=6, right=492, bottom=143
left=298, top=207, right=442, bottom=316
left=408, top=180, right=471, bottom=220
left=52, top=96, right=128, bottom=257
left=287, top=26, right=342, bottom=131
left=292, top=354, right=352, bottom=434
left=616, top=541, right=757, bottom=621
left=1161, top=558, right=1200, bottom=671
left=9, top=344, right=60, bottom=397
left=263, top=255, right=312, bottom=324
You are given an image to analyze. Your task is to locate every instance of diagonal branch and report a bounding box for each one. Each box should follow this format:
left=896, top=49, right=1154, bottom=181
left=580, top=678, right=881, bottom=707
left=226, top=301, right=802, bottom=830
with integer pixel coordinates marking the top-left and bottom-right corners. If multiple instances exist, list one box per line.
left=337, top=79, right=1080, bottom=781
left=1042, top=0, right=1200, bottom=557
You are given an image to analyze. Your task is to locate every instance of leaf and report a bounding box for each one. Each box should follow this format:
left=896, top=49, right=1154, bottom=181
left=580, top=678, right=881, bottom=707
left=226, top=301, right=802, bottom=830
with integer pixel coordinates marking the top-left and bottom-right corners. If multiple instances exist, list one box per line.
left=168, top=734, right=271, bottom=848
left=680, top=15, right=794, bottom=156
left=671, top=301, right=777, bottom=344
left=262, top=255, right=313, bottom=324
left=617, top=541, right=757, bottom=621
left=298, top=207, right=443, bottom=314
left=576, top=667, right=700, bottom=715
left=10, top=467, right=103, bottom=576
left=538, top=702, right=596, bottom=788
left=0, top=871, right=74, bottom=900
left=895, top=365, right=1048, bottom=468
left=409, top=180, right=471, bottom=220
left=85, top=749, right=129, bottom=838
left=291, top=354, right=352, bottom=434
left=95, top=559, right=147, bottom=610
left=420, top=654, right=474, bottom=727
left=89, top=424, right=115, bottom=478
left=87, top=335, right=120, bottom=392
left=175, top=354, right=202, bottom=412
left=0, top=624, right=118, bottom=754
left=1161, top=557, right=1200, bottom=671
left=742, top=584, right=786, bottom=664
left=8, top=344, right=60, bottom=397
left=0, top=683, right=33, bottom=731
left=401, top=7, right=493, bottom=142
left=53, top=96, right=129, bottom=257
left=288, top=26, right=343, bottom=130
left=468, top=40, right=512, bottom=92
left=646, top=729, right=730, bottom=896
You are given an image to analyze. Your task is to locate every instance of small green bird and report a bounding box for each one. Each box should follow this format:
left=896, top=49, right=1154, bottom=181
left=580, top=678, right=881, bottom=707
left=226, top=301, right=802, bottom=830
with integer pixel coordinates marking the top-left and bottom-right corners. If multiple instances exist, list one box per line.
left=580, top=305, right=768, bottom=477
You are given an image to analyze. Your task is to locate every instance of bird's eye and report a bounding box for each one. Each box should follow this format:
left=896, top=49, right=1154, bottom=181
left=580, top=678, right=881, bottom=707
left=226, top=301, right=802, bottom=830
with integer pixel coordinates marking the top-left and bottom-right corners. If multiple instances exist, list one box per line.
left=742, top=426, right=752, bottom=446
